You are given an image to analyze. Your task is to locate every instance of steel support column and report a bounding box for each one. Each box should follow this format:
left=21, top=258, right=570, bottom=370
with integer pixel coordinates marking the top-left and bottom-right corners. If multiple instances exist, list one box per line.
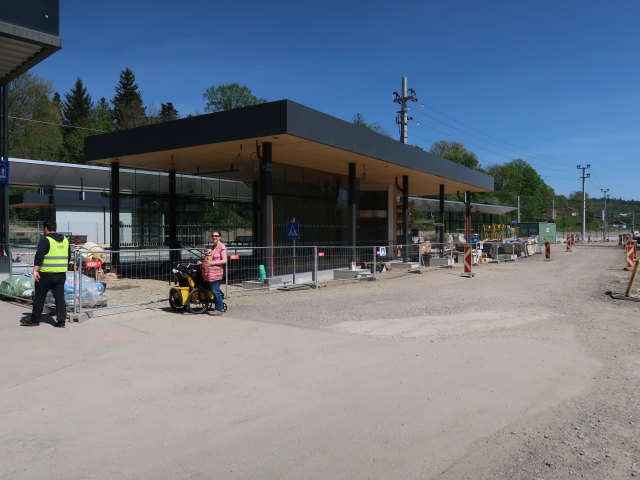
left=168, top=169, right=177, bottom=247
left=110, top=162, right=120, bottom=272
left=348, top=162, right=358, bottom=262
left=465, top=191, right=472, bottom=241
left=1, top=86, right=8, bottom=252
left=402, top=175, right=409, bottom=262
left=259, top=142, right=274, bottom=277
left=439, top=184, right=445, bottom=257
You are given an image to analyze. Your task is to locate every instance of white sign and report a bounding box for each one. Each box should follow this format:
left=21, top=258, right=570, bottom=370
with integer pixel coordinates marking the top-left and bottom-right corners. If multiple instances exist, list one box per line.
left=379, top=247, right=387, bottom=257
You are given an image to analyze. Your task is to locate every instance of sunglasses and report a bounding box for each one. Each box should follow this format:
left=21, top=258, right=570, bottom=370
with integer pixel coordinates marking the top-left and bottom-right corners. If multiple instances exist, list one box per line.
left=211, top=234, right=220, bottom=237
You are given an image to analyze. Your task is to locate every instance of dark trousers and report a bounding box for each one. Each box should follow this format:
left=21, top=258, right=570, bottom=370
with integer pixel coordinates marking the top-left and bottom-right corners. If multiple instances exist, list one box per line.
left=31, top=272, right=67, bottom=323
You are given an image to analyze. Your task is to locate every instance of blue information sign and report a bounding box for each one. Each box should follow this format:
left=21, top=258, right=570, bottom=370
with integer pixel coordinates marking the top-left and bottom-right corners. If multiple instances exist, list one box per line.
left=286, top=221, right=300, bottom=240
left=0, top=161, right=9, bottom=185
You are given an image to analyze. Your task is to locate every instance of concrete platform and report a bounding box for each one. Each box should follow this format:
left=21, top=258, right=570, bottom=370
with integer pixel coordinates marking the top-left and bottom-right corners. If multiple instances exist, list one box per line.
left=333, top=268, right=372, bottom=280
left=390, top=262, right=420, bottom=270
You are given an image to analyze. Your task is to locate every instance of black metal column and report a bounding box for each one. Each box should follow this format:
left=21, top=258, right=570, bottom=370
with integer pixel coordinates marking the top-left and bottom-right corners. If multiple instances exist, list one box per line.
left=259, top=142, right=273, bottom=277
left=348, top=162, right=357, bottom=261
left=110, top=162, right=120, bottom=272
left=252, top=180, right=259, bottom=247
left=465, top=191, right=472, bottom=242
left=168, top=169, right=177, bottom=247
left=1, top=86, right=8, bottom=253
left=439, top=184, right=445, bottom=257
left=402, top=175, right=409, bottom=262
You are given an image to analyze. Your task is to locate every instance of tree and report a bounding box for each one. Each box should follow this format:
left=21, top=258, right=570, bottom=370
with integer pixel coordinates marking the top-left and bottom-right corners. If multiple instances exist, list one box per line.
left=92, top=97, right=114, bottom=133
left=487, top=159, right=548, bottom=221
left=159, top=102, right=179, bottom=122
left=202, top=83, right=266, bottom=112
left=7, top=72, right=63, bottom=162
left=111, top=68, right=146, bottom=129
left=60, top=78, right=95, bottom=163
left=351, top=113, right=392, bottom=137
left=429, top=140, right=479, bottom=169
left=62, top=78, right=93, bottom=127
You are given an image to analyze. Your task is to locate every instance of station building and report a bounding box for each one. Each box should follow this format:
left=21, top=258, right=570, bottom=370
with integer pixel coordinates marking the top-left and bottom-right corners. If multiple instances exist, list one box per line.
left=84, top=100, right=494, bottom=252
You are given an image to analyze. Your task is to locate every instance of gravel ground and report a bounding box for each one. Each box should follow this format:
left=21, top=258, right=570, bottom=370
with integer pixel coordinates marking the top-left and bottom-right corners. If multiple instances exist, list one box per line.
left=230, top=243, right=640, bottom=478
left=3, top=242, right=639, bottom=478
left=97, top=243, right=640, bottom=479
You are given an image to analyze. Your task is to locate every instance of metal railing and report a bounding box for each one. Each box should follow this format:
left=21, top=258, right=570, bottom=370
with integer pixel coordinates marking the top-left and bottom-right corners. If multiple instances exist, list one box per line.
left=0, top=238, right=542, bottom=319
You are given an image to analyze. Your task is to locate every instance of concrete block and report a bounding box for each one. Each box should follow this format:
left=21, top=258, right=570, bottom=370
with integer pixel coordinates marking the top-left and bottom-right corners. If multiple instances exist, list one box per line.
left=333, top=268, right=372, bottom=280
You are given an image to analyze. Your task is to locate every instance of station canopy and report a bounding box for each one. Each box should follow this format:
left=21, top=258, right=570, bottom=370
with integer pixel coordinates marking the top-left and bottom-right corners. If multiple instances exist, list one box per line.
left=85, top=100, right=494, bottom=197
left=0, top=2, right=61, bottom=86
left=410, top=196, right=516, bottom=215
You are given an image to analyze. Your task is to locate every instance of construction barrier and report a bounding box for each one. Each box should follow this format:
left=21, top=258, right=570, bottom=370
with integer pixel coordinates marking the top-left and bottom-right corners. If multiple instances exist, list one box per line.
left=625, top=242, right=635, bottom=270
left=544, top=241, right=551, bottom=260
left=565, top=235, right=572, bottom=252
left=461, top=244, right=474, bottom=277
left=625, top=258, right=640, bottom=297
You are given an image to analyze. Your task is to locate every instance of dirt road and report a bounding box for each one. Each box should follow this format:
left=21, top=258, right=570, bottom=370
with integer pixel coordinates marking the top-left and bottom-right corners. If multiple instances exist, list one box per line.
left=1, top=243, right=638, bottom=479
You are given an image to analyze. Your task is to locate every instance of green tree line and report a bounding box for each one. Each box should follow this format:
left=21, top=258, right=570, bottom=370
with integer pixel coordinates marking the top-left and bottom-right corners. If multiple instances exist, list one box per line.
left=8, top=70, right=639, bottom=232
left=7, top=69, right=265, bottom=164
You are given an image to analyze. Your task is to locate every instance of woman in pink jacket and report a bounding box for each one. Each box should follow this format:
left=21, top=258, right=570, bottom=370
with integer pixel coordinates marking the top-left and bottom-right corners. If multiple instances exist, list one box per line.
left=201, top=231, right=227, bottom=315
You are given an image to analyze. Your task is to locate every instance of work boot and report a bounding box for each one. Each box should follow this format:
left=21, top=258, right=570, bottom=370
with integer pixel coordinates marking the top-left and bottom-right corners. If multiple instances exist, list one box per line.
left=20, top=318, right=40, bottom=327
left=54, top=321, right=66, bottom=328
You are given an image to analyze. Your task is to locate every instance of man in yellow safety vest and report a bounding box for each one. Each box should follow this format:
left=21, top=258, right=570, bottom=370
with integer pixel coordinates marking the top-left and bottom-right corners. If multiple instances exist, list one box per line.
left=21, top=221, right=73, bottom=328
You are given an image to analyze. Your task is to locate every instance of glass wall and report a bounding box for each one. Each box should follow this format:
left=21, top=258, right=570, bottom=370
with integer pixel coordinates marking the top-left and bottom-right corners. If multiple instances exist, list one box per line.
left=272, top=163, right=350, bottom=245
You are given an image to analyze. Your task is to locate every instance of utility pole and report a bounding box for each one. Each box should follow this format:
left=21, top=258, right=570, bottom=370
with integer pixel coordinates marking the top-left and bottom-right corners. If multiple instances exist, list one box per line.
left=600, top=188, right=610, bottom=241
left=577, top=164, right=590, bottom=239
left=517, top=195, right=521, bottom=223
left=392, top=77, right=419, bottom=144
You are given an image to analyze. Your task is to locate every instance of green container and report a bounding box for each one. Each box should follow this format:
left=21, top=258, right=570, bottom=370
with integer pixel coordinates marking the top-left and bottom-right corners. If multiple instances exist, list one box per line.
left=518, top=222, right=556, bottom=244
left=258, top=264, right=266, bottom=282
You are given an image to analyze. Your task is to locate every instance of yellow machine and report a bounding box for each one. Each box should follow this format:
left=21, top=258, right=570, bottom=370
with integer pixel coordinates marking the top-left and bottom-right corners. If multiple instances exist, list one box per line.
left=169, top=263, right=227, bottom=314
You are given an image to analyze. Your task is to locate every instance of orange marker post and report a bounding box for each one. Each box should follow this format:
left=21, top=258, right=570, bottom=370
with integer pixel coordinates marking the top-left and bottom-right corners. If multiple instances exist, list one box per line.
left=625, top=242, right=635, bottom=270
left=461, top=244, right=474, bottom=278
left=544, top=241, right=551, bottom=260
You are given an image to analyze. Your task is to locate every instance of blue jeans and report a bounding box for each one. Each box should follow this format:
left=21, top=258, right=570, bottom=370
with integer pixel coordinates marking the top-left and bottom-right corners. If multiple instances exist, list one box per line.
left=206, top=280, right=223, bottom=312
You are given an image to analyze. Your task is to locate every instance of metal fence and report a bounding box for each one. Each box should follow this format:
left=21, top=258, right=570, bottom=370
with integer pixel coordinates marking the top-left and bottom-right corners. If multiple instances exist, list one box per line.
left=0, top=237, right=541, bottom=319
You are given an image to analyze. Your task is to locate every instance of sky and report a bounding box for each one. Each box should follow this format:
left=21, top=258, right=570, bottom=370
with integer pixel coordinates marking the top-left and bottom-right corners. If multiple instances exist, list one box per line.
left=32, top=0, right=640, bottom=201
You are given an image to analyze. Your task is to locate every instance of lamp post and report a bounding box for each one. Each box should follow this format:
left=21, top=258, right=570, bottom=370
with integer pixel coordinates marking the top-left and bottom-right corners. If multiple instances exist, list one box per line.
left=600, top=188, right=610, bottom=241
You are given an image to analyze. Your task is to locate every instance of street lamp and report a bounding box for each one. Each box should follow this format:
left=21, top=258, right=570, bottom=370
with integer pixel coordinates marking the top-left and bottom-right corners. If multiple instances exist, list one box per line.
left=600, top=188, right=610, bottom=241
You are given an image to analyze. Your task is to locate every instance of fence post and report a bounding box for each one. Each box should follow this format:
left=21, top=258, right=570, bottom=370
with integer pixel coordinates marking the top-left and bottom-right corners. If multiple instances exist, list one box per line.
left=313, top=246, right=318, bottom=286
left=225, top=257, right=229, bottom=298
left=73, top=249, right=80, bottom=316
left=373, top=246, right=377, bottom=278
left=78, top=252, right=83, bottom=319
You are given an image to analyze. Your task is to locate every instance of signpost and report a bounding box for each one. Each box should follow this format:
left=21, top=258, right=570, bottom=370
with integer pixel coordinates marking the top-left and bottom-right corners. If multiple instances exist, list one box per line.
left=286, top=219, right=300, bottom=284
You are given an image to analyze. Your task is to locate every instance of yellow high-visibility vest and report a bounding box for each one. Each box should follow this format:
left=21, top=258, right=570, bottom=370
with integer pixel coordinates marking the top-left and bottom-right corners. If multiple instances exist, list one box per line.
left=40, top=236, right=69, bottom=273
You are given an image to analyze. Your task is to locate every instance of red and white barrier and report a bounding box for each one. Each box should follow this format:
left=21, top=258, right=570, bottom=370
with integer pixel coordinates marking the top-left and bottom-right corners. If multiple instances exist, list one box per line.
left=461, top=244, right=474, bottom=277
left=626, top=242, right=636, bottom=270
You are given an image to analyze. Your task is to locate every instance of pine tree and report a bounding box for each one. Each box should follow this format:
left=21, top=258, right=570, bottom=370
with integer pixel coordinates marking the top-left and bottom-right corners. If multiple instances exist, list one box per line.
left=111, top=67, right=146, bottom=130
left=60, top=78, right=94, bottom=163
left=62, top=78, right=93, bottom=127
left=92, top=97, right=113, bottom=132
left=159, top=102, right=179, bottom=122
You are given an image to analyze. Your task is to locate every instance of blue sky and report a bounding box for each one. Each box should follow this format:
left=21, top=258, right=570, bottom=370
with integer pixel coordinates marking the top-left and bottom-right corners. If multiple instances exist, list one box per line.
left=33, top=0, right=640, bottom=201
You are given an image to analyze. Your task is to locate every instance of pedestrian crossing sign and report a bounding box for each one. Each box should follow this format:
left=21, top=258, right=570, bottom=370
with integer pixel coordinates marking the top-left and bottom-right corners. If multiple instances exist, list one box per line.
left=286, top=221, right=300, bottom=240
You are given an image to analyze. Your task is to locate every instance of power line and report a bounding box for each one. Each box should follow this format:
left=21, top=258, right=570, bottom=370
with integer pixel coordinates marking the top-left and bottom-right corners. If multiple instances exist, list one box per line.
left=411, top=108, right=576, bottom=174
left=410, top=124, right=577, bottom=179
left=9, top=115, right=110, bottom=133
left=418, top=104, right=577, bottom=167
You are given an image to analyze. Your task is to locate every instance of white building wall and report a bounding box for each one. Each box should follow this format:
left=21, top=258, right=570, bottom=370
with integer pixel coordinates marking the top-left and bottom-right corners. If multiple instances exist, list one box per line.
left=56, top=208, right=132, bottom=246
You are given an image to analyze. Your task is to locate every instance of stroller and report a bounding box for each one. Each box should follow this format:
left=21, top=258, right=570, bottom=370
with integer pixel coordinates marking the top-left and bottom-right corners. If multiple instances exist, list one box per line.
left=169, top=263, right=227, bottom=314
